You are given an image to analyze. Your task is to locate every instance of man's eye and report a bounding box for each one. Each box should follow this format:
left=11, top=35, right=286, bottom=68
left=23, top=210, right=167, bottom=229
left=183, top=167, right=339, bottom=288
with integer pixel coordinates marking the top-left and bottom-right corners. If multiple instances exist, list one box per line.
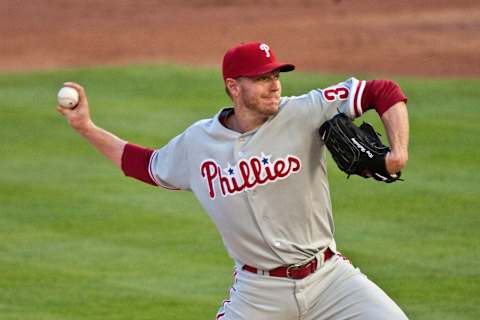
left=256, top=74, right=279, bottom=82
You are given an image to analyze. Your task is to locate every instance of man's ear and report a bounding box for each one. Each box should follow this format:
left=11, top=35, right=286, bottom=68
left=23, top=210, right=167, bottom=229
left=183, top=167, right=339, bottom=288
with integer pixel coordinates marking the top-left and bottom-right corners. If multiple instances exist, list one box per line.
left=225, top=78, right=240, bottom=97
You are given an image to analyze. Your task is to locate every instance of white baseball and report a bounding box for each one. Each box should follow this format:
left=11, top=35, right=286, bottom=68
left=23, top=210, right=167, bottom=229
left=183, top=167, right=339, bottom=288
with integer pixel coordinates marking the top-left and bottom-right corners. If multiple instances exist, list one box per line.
left=57, top=87, right=79, bottom=109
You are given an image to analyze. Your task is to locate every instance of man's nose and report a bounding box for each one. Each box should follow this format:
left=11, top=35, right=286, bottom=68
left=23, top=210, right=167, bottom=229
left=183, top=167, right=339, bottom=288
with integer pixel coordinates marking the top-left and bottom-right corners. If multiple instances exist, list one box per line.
left=270, top=78, right=280, bottom=91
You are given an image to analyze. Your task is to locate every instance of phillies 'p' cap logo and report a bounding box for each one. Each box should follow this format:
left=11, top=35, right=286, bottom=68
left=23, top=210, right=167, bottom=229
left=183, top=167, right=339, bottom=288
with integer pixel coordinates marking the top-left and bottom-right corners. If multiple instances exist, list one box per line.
left=259, top=43, right=271, bottom=58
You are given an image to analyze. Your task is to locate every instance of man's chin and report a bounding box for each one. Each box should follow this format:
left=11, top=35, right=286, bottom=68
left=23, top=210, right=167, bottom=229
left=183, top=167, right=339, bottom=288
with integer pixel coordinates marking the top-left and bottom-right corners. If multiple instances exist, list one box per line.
left=262, top=103, right=279, bottom=116
left=245, top=100, right=279, bottom=116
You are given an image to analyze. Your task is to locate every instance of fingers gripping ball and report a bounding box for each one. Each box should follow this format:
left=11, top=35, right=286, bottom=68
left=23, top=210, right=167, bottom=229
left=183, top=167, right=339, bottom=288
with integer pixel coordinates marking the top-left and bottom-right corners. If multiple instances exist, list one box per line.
left=57, top=87, right=79, bottom=109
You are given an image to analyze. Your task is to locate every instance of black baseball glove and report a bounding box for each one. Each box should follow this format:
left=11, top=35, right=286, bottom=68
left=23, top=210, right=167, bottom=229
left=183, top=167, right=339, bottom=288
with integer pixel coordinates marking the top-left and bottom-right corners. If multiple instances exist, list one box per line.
left=319, top=113, right=402, bottom=183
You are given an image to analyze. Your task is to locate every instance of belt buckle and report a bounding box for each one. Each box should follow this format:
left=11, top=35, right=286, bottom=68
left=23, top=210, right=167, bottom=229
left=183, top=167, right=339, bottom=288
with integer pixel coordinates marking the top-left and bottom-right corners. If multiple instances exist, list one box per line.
left=285, top=264, right=302, bottom=279
left=285, top=258, right=315, bottom=279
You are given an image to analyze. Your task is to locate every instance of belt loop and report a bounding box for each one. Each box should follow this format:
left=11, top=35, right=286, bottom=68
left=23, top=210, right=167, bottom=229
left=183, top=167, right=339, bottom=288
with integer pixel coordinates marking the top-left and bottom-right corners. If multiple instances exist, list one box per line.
left=314, top=251, right=324, bottom=269
left=316, top=247, right=333, bottom=268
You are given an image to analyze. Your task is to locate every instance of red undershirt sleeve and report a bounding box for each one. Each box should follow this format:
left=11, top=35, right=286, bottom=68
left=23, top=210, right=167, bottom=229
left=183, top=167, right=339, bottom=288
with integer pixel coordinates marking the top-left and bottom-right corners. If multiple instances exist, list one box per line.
left=121, top=143, right=157, bottom=186
left=361, top=80, right=408, bottom=116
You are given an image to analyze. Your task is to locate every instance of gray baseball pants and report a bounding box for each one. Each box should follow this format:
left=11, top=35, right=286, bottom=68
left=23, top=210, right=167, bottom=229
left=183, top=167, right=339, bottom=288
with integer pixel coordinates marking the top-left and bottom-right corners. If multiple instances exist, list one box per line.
left=216, top=254, right=408, bottom=319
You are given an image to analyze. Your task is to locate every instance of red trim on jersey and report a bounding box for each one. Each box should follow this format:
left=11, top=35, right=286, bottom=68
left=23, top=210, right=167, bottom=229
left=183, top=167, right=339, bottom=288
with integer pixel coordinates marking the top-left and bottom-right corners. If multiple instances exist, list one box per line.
left=353, top=81, right=362, bottom=117
left=361, top=80, right=408, bottom=116
left=121, top=143, right=157, bottom=186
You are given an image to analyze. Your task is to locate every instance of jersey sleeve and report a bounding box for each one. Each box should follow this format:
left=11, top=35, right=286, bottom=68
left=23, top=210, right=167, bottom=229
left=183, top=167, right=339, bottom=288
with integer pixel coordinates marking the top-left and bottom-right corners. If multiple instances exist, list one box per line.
left=278, top=77, right=365, bottom=130
left=361, top=80, right=408, bottom=116
left=148, top=131, right=191, bottom=191
left=281, top=77, right=365, bottom=128
left=121, top=143, right=157, bottom=186
left=318, top=77, right=366, bottom=119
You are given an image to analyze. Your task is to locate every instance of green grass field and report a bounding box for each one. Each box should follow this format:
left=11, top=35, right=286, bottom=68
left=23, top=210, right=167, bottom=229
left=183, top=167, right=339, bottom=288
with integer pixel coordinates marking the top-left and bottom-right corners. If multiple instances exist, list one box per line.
left=1, top=65, right=479, bottom=319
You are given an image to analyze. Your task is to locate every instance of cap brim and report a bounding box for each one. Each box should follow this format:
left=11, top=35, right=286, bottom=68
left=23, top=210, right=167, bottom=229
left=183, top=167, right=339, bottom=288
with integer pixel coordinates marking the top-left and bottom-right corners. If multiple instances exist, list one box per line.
left=241, top=62, right=295, bottom=78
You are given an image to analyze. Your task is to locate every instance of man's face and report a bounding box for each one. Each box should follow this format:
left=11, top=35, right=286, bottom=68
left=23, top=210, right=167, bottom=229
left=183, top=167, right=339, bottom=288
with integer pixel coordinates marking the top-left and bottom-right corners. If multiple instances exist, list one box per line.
left=235, top=71, right=282, bottom=116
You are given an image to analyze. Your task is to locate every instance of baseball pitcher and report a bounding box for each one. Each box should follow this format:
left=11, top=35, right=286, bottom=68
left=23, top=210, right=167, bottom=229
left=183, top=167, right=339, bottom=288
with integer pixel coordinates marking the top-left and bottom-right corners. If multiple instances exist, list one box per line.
left=57, top=41, right=409, bottom=319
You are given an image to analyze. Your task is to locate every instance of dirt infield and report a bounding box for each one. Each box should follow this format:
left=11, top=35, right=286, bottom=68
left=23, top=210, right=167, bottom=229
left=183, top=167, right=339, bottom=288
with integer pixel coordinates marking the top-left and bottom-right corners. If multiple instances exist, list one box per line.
left=1, top=0, right=479, bottom=77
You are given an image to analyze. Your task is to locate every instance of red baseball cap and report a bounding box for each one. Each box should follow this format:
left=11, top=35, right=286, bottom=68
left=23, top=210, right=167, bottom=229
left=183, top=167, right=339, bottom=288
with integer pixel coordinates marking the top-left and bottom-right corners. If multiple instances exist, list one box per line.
left=222, top=41, right=295, bottom=81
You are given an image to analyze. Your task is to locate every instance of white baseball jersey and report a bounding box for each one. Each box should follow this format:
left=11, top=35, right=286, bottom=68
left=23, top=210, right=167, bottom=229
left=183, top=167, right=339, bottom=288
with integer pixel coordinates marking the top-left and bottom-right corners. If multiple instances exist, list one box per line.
left=149, top=77, right=366, bottom=270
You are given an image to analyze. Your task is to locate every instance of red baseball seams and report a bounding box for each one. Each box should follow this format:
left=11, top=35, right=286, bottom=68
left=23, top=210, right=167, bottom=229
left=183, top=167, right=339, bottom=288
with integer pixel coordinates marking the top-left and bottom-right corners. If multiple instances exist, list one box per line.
left=362, top=80, right=408, bottom=116
left=201, top=154, right=302, bottom=199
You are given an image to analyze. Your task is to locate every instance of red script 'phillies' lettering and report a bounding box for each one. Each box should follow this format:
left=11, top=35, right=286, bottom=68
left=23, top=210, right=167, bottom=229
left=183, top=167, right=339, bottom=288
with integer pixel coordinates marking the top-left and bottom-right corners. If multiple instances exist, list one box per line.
left=200, top=154, right=301, bottom=199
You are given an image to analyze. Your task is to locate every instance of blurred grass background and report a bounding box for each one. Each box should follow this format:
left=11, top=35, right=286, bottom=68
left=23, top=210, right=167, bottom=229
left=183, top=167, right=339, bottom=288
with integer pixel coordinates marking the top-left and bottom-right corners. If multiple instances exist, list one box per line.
left=0, top=65, right=479, bottom=319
